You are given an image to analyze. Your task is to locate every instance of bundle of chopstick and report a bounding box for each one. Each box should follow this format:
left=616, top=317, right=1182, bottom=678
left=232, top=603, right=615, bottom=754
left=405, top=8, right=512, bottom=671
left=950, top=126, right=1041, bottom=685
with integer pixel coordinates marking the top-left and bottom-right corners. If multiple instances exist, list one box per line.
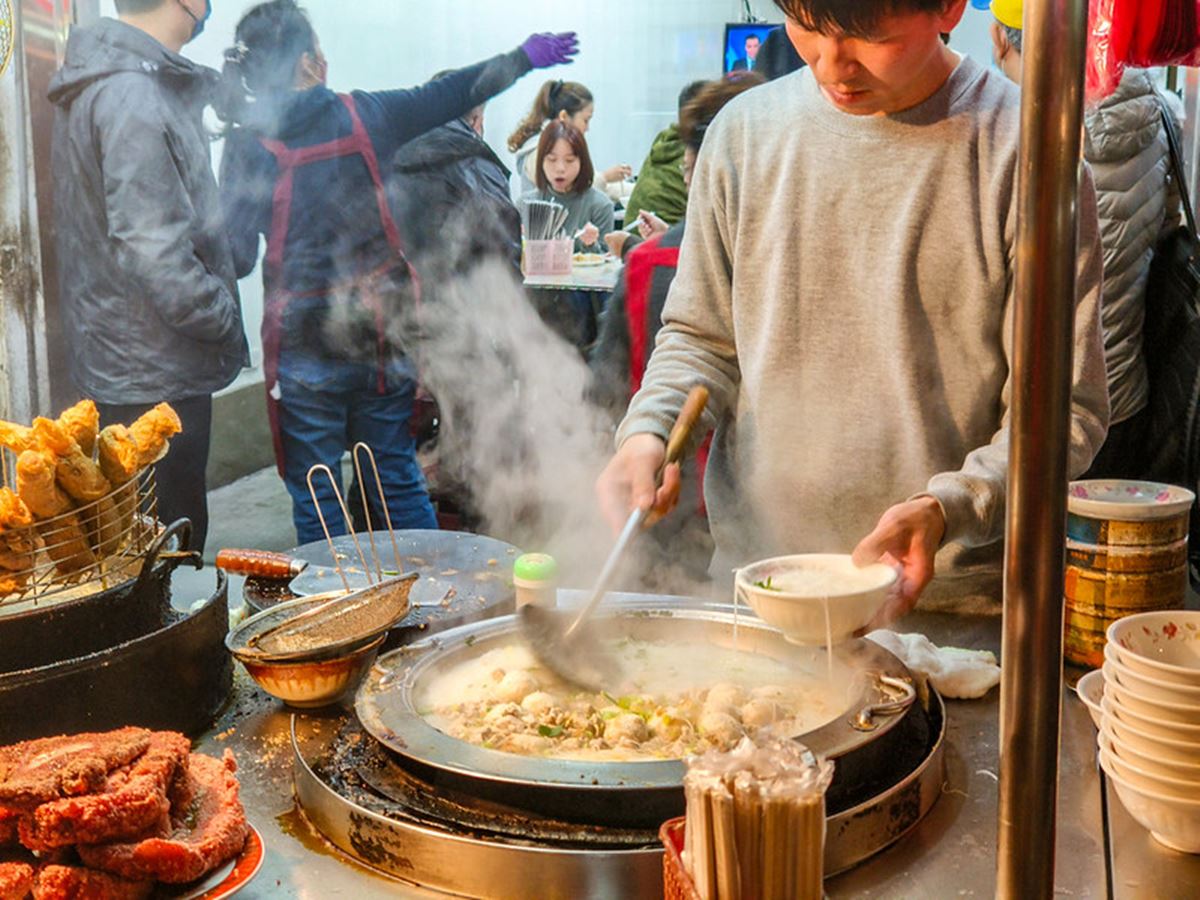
left=521, top=199, right=569, bottom=241
left=683, top=737, right=834, bottom=900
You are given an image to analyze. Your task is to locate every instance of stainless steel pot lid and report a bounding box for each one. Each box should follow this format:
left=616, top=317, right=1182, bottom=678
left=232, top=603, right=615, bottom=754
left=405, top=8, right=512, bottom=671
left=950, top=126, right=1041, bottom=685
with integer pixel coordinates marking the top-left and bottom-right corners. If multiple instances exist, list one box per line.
left=355, top=597, right=916, bottom=796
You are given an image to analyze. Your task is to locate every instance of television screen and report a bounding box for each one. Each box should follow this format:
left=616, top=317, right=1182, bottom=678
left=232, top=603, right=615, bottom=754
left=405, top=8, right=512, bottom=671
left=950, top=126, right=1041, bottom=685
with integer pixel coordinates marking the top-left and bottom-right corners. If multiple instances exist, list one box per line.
left=723, top=23, right=781, bottom=74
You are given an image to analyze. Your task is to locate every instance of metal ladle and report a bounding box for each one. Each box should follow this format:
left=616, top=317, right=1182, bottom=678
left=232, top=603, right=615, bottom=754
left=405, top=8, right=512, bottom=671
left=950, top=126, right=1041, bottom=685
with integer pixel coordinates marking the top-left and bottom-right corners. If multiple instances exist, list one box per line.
left=520, top=386, right=710, bottom=690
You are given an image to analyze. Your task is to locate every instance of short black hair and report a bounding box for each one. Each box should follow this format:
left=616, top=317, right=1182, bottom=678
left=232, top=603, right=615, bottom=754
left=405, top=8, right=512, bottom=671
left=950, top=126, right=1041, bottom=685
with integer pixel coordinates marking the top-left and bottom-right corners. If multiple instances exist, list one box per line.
left=114, top=0, right=167, bottom=12
left=772, top=0, right=950, bottom=37
left=1002, top=24, right=1022, bottom=52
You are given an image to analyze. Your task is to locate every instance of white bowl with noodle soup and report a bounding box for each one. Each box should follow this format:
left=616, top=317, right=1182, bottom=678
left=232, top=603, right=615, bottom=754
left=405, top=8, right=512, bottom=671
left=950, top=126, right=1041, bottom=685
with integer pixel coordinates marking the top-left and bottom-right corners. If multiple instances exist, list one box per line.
left=735, top=554, right=899, bottom=647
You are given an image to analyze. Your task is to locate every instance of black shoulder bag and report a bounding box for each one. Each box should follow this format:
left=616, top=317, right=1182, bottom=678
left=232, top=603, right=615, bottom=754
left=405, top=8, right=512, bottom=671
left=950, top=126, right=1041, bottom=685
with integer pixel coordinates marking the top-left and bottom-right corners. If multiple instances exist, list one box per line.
left=1141, top=95, right=1200, bottom=584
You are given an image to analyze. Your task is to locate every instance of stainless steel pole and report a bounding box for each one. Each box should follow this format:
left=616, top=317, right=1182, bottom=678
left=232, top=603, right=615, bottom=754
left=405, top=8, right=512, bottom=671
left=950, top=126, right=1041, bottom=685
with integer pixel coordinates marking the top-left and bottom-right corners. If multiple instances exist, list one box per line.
left=997, top=0, right=1089, bottom=895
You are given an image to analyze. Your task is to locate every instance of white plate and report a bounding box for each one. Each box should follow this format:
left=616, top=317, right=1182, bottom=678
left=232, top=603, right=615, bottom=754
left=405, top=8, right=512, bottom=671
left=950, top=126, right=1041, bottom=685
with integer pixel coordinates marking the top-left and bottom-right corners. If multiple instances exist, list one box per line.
left=1067, top=480, right=1194, bottom=520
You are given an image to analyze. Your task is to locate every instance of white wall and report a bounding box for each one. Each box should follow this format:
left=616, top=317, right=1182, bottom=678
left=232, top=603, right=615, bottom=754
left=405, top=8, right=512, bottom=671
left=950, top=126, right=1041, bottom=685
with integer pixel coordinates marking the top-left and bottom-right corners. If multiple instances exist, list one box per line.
left=97, top=0, right=1000, bottom=382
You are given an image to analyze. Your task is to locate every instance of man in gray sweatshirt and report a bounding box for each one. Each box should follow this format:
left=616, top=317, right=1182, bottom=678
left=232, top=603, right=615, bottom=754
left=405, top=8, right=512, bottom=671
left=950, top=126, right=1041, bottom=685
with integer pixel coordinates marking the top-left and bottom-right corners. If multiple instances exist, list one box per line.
left=596, top=0, right=1109, bottom=619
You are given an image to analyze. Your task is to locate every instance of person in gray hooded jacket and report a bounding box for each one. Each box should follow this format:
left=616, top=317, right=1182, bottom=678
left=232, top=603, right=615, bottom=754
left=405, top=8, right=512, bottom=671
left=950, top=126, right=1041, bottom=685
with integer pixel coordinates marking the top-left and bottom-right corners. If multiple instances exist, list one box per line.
left=992, top=16, right=1179, bottom=477
left=48, top=0, right=249, bottom=554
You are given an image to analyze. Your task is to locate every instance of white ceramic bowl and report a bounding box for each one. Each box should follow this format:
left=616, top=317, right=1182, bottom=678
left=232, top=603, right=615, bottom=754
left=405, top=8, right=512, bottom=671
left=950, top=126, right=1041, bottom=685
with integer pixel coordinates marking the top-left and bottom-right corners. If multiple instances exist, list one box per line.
left=1099, top=731, right=1200, bottom=800
left=1105, top=711, right=1200, bottom=765
left=1101, top=695, right=1200, bottom=744
left=1075, top=669, right=1104, bottom=729
left=1104, top=668, right=1200, bottom=727
left=733, top=554, right=898, bottom=646
left=1108, top=611, right=1200, bottom=686
left=1099, top=696, right=1200, bottom=748
left=1103, top=720, right=1200, bottom=783
left=1099, top=746, right=1200, bottom=853
left=1103, top=645, right=1200, bottom=706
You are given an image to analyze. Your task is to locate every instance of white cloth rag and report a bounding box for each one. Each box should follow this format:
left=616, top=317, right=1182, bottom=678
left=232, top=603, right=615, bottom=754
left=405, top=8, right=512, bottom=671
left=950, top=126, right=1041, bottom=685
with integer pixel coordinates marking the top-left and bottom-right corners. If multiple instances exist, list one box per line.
left=866, top=630, right=1001, bottom=700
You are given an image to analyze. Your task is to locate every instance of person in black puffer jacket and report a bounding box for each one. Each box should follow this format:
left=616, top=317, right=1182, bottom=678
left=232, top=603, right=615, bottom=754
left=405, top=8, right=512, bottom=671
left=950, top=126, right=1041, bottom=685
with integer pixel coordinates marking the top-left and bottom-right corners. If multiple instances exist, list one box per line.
left=48, top=1, right=251, bottom=555
left=389, top=86, right=522, bottom=278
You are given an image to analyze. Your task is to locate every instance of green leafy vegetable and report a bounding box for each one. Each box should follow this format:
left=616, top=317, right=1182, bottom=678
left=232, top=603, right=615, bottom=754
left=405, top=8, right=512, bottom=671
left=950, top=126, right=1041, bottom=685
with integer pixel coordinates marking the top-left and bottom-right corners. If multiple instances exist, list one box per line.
left=754, top=576, right=780, bottom=591
left=538, top=724, right=564, bottom=738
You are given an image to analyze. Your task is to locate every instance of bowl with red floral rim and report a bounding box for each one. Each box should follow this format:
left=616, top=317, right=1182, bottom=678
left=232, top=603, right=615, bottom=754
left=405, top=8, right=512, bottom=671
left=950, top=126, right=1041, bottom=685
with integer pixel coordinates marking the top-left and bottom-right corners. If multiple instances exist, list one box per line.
left=1108, top=611, right=1200, bottom=686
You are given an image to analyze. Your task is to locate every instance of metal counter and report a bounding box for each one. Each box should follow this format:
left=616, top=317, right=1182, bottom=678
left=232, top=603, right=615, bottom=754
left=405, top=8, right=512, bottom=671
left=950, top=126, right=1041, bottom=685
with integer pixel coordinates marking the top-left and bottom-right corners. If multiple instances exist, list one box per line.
left=180, top=573, right=1200, bottom=898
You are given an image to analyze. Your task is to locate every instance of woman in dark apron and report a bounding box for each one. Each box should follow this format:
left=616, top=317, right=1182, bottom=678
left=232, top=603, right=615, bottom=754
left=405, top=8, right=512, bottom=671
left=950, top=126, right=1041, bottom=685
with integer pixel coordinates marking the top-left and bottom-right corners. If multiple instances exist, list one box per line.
left=216, top=0, right=576, bottom=542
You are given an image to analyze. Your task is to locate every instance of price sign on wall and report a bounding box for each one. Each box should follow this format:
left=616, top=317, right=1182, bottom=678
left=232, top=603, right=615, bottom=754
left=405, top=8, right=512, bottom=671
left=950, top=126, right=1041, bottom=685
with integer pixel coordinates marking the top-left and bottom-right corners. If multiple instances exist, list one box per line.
left=0, top=0, right=12, bottom=79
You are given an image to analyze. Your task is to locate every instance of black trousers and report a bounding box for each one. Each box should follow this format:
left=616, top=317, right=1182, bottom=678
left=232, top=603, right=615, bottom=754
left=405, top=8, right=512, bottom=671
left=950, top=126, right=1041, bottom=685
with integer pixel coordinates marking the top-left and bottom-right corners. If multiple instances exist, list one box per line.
left=1083, top=405, right=1149, bottom=481
left=97, top=395, right=213, bottom=555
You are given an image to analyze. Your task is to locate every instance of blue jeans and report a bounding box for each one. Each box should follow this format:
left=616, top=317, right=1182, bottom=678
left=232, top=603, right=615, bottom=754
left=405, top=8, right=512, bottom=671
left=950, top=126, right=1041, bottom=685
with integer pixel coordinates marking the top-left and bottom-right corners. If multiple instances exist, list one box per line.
left=277, top=353, right=437, bottom=544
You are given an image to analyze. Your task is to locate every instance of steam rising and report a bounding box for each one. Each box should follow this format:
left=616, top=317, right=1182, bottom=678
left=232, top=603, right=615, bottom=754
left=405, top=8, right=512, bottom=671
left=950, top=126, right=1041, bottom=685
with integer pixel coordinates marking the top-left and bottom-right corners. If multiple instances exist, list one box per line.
left=387, top=254, right=617, bottom=584
left=314, top=210, right=714, bottom=595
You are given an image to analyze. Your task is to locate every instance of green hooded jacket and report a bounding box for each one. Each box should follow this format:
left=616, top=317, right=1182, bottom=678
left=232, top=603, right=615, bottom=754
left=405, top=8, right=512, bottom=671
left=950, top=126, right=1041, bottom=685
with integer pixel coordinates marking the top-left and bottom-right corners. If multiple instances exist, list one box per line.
left=624, top=124, right=688, bottom=225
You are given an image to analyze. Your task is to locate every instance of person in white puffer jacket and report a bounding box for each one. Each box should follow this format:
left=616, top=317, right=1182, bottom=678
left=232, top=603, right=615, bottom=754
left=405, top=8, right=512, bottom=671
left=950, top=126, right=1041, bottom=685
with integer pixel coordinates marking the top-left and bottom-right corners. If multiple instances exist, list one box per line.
left=991, top=6, right=1181, bottom=477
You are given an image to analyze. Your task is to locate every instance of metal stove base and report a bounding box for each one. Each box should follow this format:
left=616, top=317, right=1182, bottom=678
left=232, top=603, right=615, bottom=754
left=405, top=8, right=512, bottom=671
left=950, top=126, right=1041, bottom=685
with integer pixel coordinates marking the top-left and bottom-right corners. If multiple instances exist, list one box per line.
left=290, top=693, right=945, bottom=899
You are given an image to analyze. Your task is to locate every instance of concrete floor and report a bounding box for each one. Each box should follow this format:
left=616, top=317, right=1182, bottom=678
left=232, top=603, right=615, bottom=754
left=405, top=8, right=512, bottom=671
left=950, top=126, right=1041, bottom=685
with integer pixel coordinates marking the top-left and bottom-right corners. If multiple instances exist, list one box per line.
left=204, top=465, right=297, bottom=562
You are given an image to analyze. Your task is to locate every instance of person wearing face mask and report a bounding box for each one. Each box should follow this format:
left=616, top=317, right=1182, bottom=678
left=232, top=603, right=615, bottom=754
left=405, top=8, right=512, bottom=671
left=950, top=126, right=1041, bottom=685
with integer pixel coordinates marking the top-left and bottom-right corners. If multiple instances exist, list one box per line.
left=507, top=80, right=633, bottom=200
left=595, top=0, right=1110, bottom=621
left=215, top=0, right=578, bottom=544
left=47, top=0, right=249, bottom=555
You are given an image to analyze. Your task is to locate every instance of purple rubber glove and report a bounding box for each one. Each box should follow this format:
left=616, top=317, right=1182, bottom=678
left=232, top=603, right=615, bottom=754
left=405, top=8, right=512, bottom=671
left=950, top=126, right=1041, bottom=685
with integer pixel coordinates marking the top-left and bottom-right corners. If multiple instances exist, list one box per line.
left=520, top=32, right=579, bottom=69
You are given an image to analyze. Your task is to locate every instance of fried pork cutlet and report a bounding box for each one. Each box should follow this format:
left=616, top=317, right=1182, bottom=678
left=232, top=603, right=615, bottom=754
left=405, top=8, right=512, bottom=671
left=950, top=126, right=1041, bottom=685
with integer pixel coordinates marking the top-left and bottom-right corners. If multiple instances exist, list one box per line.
left=0, top=729, right=151, bottom=810
left=78, top=751, right=247, bottom=885
left=32, top=864, right=151, bottom=900
left=18, top=732, right=189, bottom=853
left=0, top=861, right=33, bottom=900
left=0, top=809, right=18, bottom=847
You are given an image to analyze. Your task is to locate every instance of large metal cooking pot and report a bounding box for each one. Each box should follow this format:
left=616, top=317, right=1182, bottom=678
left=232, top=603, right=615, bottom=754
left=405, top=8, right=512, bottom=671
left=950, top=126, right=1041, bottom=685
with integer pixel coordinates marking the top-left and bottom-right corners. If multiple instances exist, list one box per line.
left=356, top=598, right=919, bottom=828
left=0, top=565, right=232, bottom=743
left=0, top=520, right=201, bottom=673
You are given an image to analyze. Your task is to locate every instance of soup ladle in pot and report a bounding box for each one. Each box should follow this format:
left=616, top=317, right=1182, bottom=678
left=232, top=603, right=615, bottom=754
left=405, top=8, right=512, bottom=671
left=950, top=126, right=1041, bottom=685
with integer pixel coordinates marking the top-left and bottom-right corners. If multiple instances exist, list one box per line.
left=520, top=385, right=710, bottom=691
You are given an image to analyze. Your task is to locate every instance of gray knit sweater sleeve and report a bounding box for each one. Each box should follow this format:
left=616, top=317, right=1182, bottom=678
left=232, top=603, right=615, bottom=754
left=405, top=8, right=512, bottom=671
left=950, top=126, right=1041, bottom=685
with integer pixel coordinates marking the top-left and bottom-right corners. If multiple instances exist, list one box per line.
left=924, top=173, right=1109, bottom=547
left=615, top=139, right=739, bottom=446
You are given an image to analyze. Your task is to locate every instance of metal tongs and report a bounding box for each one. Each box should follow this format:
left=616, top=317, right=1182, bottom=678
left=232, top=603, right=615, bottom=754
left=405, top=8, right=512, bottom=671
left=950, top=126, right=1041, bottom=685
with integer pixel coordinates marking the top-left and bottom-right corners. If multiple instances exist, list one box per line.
left=242, top=444, right=416, bottom=657
left=520, top=386, right=710, bottom=690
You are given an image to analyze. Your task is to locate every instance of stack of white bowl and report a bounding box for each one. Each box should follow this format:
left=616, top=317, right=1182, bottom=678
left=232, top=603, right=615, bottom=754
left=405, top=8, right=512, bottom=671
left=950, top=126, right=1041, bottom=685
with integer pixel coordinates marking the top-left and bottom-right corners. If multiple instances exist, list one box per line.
left=1090, top=610, right=1200, bottom=853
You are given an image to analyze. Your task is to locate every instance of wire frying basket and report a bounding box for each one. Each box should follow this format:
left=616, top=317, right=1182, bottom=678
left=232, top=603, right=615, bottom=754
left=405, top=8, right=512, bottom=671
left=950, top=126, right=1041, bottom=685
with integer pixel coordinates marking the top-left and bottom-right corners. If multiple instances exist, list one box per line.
left=0, top=464, right=162, bottom=612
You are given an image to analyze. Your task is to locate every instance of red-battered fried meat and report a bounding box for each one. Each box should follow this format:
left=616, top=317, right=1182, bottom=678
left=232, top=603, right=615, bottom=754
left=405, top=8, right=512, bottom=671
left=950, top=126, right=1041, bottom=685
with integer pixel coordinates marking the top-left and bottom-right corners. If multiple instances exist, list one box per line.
left=78, top=751, right=247, bottom=885
left=0, top=730, right=150, bottom=809
left=0, top=861, right=33, bottom=900
left=0, top=810, right=17, bottom=848
left=31, top=864, right=151, bottom=900
left=19, top=733, right=189, bottom=853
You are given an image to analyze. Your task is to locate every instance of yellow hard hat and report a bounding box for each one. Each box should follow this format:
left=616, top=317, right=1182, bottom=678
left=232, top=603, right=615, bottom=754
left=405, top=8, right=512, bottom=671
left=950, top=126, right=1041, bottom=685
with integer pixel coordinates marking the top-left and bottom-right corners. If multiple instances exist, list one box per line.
left=990, top=0, right=1023, bottom=30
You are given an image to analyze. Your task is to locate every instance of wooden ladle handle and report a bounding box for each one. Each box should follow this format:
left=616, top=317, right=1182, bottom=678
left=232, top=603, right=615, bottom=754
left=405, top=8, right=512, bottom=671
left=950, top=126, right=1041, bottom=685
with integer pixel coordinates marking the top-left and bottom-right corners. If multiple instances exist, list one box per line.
left=662, top=385, right=710, bottom=470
